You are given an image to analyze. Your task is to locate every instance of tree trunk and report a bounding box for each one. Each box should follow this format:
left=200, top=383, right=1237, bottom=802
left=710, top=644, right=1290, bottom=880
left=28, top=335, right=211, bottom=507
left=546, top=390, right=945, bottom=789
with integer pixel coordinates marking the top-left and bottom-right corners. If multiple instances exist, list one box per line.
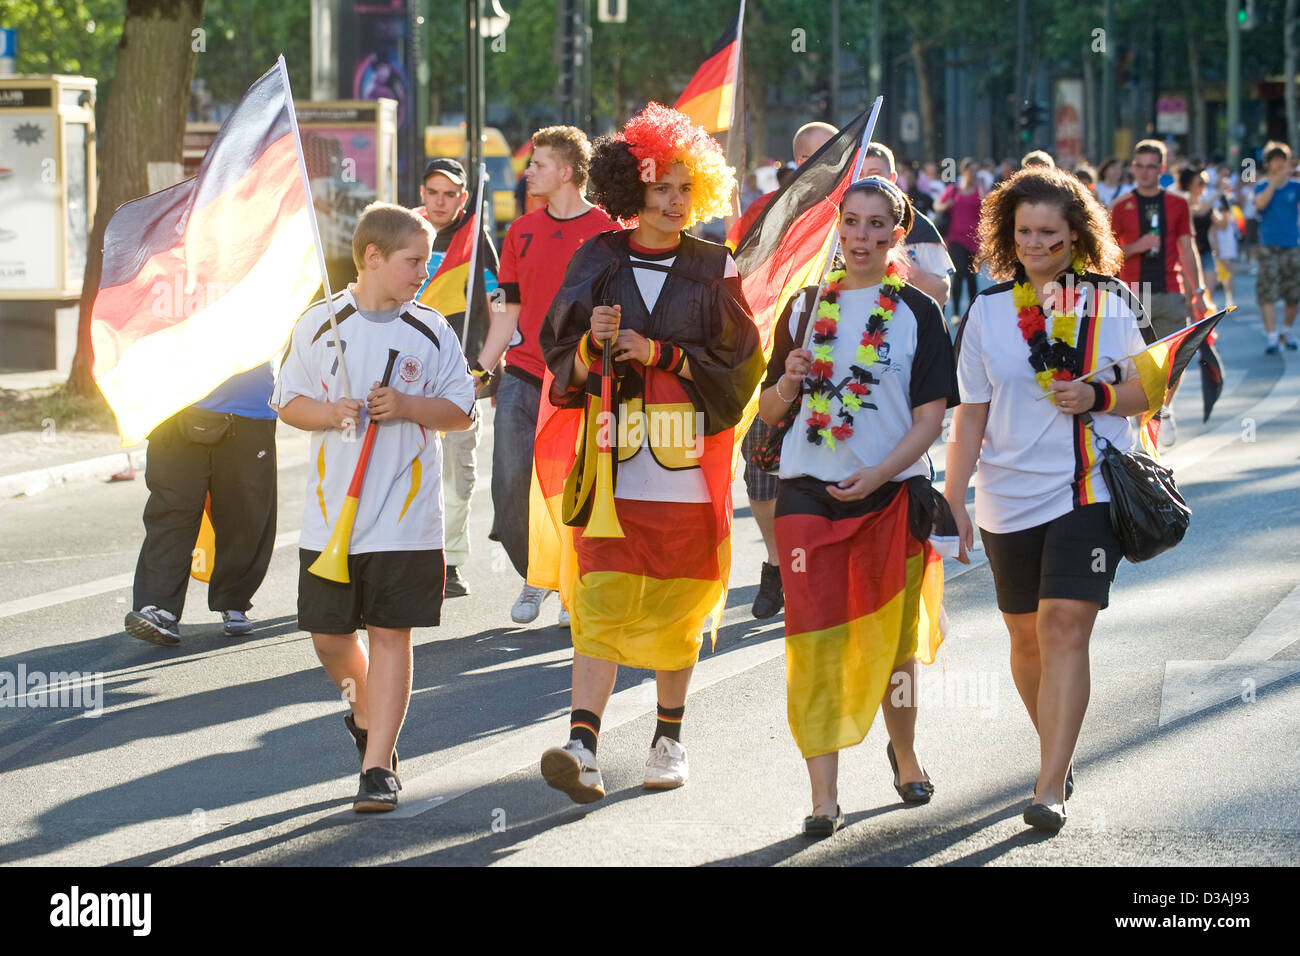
left=911, top=37, right=935, bottom=163
left=68, top=0, right=207, bottom=396
left=1082, top=40, right=1096, bottom=160
left=1287, top=0, right=1298, bottom=151
left=1180, top=0, right=1204, bottom=158
left=746, top=0, right=766, bottom=161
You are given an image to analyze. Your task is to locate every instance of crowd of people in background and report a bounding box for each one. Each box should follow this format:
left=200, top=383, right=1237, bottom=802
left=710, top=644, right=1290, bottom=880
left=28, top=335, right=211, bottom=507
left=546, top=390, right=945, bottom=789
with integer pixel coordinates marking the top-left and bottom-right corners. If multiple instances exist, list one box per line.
left=735, top=137, right=1300, bottom=360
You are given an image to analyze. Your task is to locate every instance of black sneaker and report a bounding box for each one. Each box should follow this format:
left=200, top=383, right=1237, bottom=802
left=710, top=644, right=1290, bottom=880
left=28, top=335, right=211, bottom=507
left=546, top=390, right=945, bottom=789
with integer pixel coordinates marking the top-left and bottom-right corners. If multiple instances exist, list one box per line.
left=353, top=766, right=402, bottom=813
left=444, top=564, right=470, bottom=598
left=343, top=713, right=398, bottom=773
left=752, top=562, right=785, bottom=619
left=124, top=606, right=181, bottom=646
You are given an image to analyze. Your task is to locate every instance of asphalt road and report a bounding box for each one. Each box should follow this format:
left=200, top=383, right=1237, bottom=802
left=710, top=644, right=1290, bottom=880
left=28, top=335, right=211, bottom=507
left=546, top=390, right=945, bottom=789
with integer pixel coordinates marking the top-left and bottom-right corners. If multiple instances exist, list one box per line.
left=1, top=278, right=1298, bottom=868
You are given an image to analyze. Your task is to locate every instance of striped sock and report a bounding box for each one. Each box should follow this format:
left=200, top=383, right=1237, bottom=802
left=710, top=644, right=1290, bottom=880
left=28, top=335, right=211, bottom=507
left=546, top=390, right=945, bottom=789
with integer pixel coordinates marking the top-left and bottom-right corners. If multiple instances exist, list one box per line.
left=569, top=709, right=601, bottom=754
left=655, top=704, right=685, bottom=745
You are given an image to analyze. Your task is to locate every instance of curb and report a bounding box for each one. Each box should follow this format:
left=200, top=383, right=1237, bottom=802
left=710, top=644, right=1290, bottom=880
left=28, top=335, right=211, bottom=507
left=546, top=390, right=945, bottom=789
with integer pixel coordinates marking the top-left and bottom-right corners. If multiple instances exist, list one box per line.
left=0, top=446, right=148, bottom=499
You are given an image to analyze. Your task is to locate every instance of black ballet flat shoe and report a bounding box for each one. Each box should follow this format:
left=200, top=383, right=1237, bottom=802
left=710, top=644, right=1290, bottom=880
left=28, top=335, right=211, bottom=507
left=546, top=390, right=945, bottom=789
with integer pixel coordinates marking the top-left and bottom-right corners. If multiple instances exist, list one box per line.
left=1023, top=802, right=1067, bottom=833
left=887, top=741, right=934, bottom=805
left=802, top=805, right=845, bottom=838
left=1034, top=764, right=1075, bottom=800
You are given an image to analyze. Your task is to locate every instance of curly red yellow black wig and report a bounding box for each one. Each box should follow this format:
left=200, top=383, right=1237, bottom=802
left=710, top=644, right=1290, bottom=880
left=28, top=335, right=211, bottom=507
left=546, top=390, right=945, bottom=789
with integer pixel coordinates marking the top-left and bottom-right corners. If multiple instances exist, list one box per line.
left=588, top=102, right=734, bottom=227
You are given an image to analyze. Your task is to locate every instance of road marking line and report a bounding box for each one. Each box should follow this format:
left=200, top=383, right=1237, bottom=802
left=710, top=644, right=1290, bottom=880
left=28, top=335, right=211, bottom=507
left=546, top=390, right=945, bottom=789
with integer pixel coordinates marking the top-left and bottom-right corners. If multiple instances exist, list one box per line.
left=1158, top=581, right=1300, bottom=727
left=1163, top=361, right=1300, bottom=474
left=0, top=530, right=300, bottom=620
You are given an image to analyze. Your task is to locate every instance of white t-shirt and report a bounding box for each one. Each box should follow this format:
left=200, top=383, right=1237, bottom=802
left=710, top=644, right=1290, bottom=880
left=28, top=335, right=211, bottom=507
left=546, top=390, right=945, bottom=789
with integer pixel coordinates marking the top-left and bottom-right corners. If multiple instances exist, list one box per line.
left=768, top=282, right=958, bottom=484
left=955, top=278, right=1149, bottom=533
left=273, top=290, right=478, bottom=553
left=612, top=248, right=740, bottom=503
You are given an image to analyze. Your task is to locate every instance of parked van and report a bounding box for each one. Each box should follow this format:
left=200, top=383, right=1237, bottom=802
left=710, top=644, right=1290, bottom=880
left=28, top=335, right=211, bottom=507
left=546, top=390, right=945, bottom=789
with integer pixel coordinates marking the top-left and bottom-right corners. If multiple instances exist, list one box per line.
left=424, top=125, right=517, bottom=237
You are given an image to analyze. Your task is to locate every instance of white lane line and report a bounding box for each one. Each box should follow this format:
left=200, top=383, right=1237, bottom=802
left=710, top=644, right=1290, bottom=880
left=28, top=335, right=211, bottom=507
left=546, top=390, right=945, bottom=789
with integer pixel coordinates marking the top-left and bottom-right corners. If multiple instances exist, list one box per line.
left=1163, top=361, right=1300, bottom=474
left=384, top=627, right=790, bottom=819
left=0, top=530, right=301, bottom=620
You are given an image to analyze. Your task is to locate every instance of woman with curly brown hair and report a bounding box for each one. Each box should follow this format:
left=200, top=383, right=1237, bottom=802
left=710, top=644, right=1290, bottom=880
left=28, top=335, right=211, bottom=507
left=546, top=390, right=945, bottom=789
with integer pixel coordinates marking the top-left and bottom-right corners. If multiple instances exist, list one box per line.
left=943, top=167, right=1155, bottom=833
left=533, top=103, right=764, bottom=804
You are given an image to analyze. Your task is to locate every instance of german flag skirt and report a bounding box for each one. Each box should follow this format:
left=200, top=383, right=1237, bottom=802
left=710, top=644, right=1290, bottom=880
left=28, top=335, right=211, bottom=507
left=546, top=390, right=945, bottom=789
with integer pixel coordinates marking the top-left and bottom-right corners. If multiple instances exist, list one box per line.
left=774, top=476, right=952, bottom=759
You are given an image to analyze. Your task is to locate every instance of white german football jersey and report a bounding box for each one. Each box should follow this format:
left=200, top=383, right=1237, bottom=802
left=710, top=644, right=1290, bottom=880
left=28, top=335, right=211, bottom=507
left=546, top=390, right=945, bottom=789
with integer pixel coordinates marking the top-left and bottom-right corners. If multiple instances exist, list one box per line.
left=274, top=289, right=477, bottom=553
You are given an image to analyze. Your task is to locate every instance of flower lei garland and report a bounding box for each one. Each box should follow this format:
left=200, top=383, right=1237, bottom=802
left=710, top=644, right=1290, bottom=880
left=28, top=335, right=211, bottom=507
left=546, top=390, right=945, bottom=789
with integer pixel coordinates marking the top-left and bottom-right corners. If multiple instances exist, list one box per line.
left=1013, top=256, right=1088, bottom=399
left=804, top=261, right=906, bottom=450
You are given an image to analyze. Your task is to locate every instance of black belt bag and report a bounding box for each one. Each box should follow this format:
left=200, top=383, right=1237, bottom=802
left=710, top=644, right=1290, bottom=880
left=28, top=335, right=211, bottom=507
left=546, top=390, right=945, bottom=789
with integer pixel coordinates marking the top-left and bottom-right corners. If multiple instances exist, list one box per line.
left=178, top=408, right=237, bottom=445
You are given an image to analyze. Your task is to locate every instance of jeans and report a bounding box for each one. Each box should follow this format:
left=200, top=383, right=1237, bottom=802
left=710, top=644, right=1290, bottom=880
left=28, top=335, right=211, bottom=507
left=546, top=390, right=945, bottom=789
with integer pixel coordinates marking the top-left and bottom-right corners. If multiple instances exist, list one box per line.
left=490, top=370, right=541, bottom=579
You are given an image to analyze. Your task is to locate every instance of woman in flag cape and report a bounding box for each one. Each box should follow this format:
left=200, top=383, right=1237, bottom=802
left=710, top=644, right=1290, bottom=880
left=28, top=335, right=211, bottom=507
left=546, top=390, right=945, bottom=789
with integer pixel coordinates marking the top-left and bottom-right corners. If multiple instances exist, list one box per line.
left=757, top=177, right=960, bottom=838
left=535, top=103, right=764, bottom=803
left=945, top=167, right=1154, bottom=834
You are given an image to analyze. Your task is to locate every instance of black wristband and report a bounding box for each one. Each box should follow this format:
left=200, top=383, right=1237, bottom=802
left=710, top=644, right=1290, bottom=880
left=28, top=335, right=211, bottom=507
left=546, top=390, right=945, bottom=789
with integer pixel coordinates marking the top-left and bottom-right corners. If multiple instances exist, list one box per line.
left=1089, top=382, right=1107, bottom=413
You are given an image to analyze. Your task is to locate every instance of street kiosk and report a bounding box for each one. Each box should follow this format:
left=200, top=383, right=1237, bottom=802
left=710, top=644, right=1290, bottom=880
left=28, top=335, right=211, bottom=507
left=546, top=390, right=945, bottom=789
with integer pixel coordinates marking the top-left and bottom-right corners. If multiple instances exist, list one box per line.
left=0, top=74, right=96, bottom=372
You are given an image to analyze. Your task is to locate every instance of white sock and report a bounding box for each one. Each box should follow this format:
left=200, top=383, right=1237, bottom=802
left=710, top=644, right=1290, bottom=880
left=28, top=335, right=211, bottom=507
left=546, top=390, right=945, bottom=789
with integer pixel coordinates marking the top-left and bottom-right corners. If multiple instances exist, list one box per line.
left=1267, top=329, right=1280, bottom=345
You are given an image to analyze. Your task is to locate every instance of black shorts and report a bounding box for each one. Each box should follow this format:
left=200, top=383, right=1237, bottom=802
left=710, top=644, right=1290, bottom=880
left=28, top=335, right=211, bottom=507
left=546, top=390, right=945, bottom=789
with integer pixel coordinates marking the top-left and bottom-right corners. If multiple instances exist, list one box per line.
left=978, top=504, right=1121, bottom=614
left=297, top=548, right=445, bottom=633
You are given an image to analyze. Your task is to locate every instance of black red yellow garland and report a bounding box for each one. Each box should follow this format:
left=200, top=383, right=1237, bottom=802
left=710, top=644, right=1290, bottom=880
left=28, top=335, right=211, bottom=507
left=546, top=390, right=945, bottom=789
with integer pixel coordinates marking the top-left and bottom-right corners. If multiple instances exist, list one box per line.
left=805, top=261, right=906, bottom=450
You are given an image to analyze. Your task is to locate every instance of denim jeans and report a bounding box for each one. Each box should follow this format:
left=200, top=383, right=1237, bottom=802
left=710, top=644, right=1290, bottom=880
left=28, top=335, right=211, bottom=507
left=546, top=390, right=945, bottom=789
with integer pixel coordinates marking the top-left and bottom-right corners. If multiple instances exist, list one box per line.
left=490, top=370, right=541, bottom=578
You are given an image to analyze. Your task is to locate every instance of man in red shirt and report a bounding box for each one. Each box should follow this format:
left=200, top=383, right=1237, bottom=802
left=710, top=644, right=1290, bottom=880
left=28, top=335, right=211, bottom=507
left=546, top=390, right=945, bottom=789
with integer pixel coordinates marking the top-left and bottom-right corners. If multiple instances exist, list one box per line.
left=494, top=126, right=614, bottom=625
left=1111, top=139, right=1212, bottom=445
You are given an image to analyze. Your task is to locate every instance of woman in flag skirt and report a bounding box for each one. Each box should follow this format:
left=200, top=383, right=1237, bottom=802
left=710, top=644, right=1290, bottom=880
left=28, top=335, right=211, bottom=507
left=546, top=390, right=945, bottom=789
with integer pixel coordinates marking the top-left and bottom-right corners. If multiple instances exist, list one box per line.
left=944, top=167, right=1154, bottom=833
left=535, top=103, right=765, bottom=803
left=757, top=177, right=960, bottom=837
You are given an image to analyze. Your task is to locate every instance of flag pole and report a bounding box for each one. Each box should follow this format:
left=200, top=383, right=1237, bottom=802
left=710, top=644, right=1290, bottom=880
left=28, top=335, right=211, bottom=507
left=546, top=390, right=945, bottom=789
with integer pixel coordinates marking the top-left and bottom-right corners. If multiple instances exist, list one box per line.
left=278, top=55, right=354, bottom=401
left=461, top=162, right=487, bottom=347
left=726, top=0, right=746, bottom=218
left=814, top=95, right=882, bottom=285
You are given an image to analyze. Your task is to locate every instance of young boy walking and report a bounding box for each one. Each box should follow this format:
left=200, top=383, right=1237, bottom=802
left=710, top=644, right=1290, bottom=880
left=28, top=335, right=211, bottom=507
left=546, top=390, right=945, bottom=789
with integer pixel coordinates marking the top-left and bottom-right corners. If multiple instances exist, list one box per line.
left=273, top=202, right=477, bottom=811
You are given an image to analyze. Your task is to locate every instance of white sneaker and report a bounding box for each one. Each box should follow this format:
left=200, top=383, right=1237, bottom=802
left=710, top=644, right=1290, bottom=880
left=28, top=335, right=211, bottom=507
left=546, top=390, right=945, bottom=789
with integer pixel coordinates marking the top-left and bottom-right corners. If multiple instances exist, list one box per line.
left=511, top=584, right=551, bottom=624
left=541, top=739, right=605, bottom=804
left=644, top=736, right=689, bottom=790
left=1158, top=405, right=1177, bottom=448
left=557, top=605, right=571, bottom=629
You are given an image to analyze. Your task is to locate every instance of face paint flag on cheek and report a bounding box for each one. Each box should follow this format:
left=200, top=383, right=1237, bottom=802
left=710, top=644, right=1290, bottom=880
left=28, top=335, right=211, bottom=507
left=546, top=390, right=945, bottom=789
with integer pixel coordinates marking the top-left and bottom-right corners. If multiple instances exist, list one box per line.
left=876, top=238, right=891, bottom=248
left=1049, top=239, right=1065, bottom=254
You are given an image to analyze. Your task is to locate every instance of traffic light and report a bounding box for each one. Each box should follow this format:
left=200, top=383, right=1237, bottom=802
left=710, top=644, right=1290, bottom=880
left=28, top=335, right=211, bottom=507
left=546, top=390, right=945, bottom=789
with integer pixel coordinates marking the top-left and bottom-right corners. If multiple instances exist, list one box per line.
left=1018, top=101, right=1048, bottom=142
left=1236, top=0, right=1256, bottom=30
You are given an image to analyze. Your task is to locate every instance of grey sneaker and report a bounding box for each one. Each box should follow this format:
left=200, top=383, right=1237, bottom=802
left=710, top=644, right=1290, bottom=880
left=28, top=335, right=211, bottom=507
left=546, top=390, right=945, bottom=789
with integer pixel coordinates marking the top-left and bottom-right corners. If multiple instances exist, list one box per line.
left=1157, top=406, right=1177, bottom=448
left=124, top=606, right=180, bottom=646
left=221, top=610, right=254, bottom=636
left=511, top=584, right=551, bottom=624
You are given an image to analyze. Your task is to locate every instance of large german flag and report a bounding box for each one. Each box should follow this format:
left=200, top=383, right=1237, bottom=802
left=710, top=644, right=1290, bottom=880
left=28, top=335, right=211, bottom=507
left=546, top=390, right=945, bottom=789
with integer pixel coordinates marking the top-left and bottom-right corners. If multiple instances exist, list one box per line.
left=776, top=479, right=948, bottom=759
left=1133, top=309, right=1229, bottom=452
left=673, top=2, right=744, bottom=134
left=732, top=100, right=877, bottom=357
left=90, top=60, right=319, bottom=447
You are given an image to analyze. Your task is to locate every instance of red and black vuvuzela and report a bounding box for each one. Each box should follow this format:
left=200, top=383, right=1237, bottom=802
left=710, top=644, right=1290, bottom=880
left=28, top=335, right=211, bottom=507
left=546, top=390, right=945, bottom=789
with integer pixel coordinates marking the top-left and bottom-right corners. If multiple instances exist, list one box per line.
left=309, top=349, right=401, bottom=583
left=90, top=60, right=319, bottom=446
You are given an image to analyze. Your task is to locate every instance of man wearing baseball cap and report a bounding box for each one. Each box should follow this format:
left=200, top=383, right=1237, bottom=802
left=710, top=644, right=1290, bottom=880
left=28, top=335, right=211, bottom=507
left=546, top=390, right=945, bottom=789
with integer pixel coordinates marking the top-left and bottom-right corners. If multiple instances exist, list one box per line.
left=413, top=158, right=504, bottom=598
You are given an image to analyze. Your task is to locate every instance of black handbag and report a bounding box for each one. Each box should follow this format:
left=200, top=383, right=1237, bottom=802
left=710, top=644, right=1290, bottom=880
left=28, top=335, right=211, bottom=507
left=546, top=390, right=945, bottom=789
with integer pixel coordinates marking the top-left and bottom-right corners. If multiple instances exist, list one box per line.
left=751, top=287, right=819, bottom=474
left=1081, top=413, right=1191, bottom=562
